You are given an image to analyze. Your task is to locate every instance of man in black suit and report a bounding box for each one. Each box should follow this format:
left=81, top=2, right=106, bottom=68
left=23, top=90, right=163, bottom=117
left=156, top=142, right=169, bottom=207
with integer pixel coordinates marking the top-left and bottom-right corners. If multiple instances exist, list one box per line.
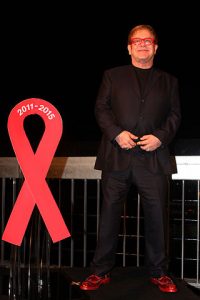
left=80, top=24, right=181, bottom=293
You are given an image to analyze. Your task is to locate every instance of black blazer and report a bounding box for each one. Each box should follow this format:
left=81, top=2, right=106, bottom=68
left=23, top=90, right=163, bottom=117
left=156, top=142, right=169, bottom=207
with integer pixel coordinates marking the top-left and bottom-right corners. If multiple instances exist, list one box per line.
left=94, top=65, right=181, bottom=174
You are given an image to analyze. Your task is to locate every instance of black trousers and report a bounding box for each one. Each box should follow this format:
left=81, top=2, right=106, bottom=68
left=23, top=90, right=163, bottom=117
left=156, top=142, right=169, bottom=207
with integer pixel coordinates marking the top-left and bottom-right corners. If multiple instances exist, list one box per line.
left=91, top=155, right=169, bottom=277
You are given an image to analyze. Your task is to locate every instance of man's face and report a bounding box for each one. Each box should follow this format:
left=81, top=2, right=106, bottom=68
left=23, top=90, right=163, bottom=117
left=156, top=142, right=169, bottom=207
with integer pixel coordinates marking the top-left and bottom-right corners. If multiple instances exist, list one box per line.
left=127, top=28, right=158, bottom=67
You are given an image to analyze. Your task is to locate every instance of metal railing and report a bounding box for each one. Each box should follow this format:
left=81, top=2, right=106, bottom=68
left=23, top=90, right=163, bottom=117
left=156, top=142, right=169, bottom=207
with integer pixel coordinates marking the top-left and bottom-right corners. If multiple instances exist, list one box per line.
left=0, top=156, right=199, bottom=288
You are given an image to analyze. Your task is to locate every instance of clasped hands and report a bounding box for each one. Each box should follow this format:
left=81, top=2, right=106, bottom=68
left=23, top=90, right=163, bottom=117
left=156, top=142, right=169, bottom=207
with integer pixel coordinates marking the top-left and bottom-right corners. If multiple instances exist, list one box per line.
left=115, top=130, right=161, bottom=152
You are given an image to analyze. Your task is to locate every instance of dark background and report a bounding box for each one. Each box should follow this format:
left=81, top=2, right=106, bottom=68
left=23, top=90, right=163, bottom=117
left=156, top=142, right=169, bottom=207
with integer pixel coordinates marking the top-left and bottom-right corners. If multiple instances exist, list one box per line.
left=0, top=2, right=199, bottom=156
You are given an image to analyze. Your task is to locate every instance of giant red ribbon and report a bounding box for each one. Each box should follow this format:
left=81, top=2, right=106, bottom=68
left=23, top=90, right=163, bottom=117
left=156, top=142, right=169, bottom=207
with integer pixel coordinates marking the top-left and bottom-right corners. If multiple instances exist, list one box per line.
left=2, top=98, right=70, bottom=245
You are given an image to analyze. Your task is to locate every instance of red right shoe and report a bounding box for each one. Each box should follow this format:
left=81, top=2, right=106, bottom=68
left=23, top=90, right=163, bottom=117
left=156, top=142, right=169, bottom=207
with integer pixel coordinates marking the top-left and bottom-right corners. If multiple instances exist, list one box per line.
left=150, top=275, right=178, bottom=293
left=80, top=274, right=110, bottom=290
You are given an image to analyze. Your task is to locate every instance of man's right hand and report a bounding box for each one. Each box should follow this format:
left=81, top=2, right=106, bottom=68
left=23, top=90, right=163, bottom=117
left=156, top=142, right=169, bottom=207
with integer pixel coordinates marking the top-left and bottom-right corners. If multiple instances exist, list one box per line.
left=115, top=131, right=138, bottom=150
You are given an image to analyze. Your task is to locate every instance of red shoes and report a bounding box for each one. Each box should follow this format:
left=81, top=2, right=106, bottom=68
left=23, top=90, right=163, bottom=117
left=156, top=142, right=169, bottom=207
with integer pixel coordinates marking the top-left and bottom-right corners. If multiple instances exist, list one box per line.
left=151, top=275, right=178, bottom=293
left=80, top=273, right=110, bottom=290
left=80, top=273, right=177, bottom=293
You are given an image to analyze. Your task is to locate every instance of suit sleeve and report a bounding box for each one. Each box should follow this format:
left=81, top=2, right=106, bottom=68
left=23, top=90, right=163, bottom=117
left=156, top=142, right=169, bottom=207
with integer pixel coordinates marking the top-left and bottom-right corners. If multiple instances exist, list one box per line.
left=94, top=70, right=123, bottom=141
left=153, top=77, right=181, bottom=146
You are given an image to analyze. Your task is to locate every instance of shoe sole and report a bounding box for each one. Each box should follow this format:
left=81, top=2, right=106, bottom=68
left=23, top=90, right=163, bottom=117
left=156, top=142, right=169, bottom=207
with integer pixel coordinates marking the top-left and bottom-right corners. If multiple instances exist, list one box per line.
left=159, top=286, right=178, bottom=293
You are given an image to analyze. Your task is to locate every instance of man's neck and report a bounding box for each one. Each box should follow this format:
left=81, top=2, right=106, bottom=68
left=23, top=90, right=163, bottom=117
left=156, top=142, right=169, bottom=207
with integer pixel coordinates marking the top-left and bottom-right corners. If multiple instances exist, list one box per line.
left=132, top=59, right=153, bottom=69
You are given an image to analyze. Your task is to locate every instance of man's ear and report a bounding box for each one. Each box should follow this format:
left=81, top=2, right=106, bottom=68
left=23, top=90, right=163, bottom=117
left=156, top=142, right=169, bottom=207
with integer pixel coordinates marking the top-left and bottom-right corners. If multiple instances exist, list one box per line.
left=127, top=44, right=132, bottom=55
left=154, top=44, right=158, bottom=54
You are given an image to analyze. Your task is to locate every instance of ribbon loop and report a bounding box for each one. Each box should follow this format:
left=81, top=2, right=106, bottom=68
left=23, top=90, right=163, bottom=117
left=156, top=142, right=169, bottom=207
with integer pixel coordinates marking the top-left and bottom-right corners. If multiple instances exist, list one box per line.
left=2, top=98, right=70, bottom=246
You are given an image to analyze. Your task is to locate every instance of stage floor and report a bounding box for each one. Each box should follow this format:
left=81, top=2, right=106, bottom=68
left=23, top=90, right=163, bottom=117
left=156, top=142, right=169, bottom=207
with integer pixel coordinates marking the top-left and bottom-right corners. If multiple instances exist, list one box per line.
left=0, top=266, right=199, bottom=299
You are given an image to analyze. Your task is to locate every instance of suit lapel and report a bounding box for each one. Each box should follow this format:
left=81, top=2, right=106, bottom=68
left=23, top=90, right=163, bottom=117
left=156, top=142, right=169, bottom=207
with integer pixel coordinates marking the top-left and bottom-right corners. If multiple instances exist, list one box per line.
left=127, top=66, right=141, bottom=97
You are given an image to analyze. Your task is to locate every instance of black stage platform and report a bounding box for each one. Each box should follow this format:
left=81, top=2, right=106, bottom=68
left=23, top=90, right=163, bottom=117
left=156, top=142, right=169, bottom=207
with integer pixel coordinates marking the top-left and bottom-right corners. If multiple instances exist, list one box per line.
left=0, top=266, right=199, bottom=300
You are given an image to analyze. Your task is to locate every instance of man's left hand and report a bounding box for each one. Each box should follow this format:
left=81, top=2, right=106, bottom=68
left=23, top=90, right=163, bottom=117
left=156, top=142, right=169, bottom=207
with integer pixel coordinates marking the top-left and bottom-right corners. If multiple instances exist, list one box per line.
left=137, top=134, right=162, bottom=152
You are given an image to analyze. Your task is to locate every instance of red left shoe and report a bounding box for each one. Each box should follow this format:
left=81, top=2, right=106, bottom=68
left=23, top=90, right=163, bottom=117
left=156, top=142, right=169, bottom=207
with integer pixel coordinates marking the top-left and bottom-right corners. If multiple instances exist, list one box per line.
left=150, top=275, right=178, bottom=293
left=80, top=273, right=110, bottom=290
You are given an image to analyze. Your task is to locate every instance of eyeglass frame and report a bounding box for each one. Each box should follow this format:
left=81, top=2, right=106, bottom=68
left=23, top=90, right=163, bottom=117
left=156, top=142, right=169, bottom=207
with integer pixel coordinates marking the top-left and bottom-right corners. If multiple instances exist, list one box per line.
left=129, top=37, right=155, bottom=46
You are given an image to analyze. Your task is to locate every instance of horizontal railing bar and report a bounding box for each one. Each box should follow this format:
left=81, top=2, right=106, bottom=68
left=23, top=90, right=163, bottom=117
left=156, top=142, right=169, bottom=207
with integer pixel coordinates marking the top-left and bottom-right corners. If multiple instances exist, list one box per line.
left=1, top=156, right=200, bottom=180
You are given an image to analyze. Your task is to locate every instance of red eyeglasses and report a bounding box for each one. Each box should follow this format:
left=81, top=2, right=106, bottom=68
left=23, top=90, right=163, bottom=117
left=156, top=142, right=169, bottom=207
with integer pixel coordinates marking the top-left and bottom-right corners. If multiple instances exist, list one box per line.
left=130, top=38, right=155, bottom=46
